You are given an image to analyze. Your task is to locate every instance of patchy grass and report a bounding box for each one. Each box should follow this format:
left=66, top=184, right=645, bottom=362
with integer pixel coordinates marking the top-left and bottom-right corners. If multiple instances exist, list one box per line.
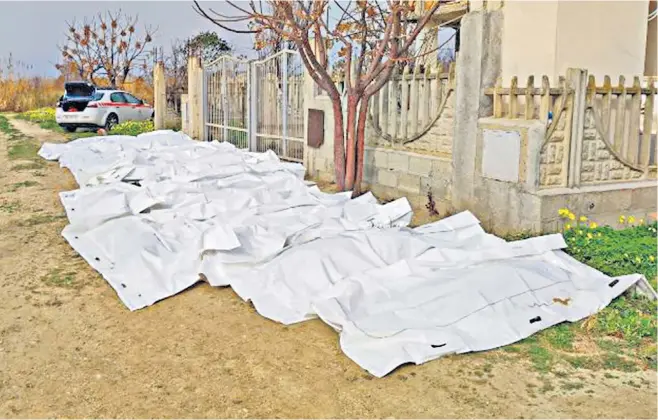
left=16, top=214, right=67, bottom=227
left=528, top=345, right=553, bottom=373
left=543, top=323, right=575, bottom=351
left=0, top=114, right=20, bottom=136
left=560, top=381, right=585, bottom=392
left=11, top=162, right=44, bottom=171
left=7, top=137, right=40, bottom=160
left=41, top=268, right=77, bottom=288
left=539, top=381, right=555, bottom=393
left=7, top=180, right=39, bottom=192
left=495, top=211, right=658, bottom=375
left=602, top=353, right=640, bottom=372
left=0, top=200, right=21, bottom=213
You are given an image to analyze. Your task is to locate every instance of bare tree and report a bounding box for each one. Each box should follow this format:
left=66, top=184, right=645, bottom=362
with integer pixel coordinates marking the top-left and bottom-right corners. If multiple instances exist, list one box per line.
left=194, top=0, right=452, bottom=192
left=58, top=9, right=155, bottom=87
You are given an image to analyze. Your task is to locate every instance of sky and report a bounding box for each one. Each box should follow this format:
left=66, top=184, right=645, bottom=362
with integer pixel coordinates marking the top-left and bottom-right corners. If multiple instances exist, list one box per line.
left=0, top=1, right=456, bottom=78
left=0, top=1, right=255, bottom=77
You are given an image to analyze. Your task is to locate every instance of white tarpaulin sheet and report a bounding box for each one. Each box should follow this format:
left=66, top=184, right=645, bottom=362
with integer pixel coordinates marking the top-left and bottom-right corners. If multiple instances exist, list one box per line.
left=39, top=130, right=650, bottom=377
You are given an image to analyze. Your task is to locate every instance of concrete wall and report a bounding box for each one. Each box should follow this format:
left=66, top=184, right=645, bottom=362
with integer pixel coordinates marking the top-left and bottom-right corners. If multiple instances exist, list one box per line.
left=361, top=88, right=456, bottom=211
left=301, top=6, right=657, bottom=234
left=499, top=1, right=650, bottom=83
left=363, top=147, right=453, bottom=212
left=471, top=118, right=657, bottom=235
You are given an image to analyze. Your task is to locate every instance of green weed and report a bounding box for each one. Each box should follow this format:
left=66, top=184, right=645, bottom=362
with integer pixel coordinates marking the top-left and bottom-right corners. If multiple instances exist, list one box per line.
left=0, top=114, right=20, bottom=136
left=563, top=223, right=657, bottom=281
left=0, top=200, right=20, bottom=213
left=7, top=180, right=39, bottom=192
left=11, top=162, right=44, bottom=171
left=602, top=353, right=639, bottom=372
left=593, top=295, right=656, bottom=345
left=17, top=214, right=66, bottom=227
left=564, top=355, right=602, bottom=371
left=42, top=268, right=76, bottom=287
left=560, top=381, right=585, bottom=391
left=539, top=381, right=555, bottom=393
left=110, top=120, right=154, bottom=136
left=8, top=138, right=40, bottom=160
left=543, top=323, right=575, bottom=351
left=528, top=345, right=553, bottom=373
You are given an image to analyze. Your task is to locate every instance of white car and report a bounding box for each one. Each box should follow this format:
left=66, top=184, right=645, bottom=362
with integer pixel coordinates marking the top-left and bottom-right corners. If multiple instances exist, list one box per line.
left=55, top=81, right=154, bottom=132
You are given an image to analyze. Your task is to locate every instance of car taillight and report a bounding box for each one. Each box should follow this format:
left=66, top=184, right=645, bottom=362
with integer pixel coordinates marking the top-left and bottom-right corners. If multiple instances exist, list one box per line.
left=87, top=103, right=98, bottom=108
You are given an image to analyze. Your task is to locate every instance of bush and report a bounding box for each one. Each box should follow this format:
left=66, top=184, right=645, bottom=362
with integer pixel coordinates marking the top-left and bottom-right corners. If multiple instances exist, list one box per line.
left=110, top=120, right=154, bottom=136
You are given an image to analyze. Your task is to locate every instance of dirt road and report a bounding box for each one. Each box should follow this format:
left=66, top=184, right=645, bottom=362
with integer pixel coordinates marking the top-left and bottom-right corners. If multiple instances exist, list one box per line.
left=0, top=116, right=656, bottom=418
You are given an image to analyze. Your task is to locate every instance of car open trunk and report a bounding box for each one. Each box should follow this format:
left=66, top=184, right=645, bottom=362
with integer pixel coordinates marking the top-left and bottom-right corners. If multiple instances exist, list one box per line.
left=60, top=81, right=97, bottom=112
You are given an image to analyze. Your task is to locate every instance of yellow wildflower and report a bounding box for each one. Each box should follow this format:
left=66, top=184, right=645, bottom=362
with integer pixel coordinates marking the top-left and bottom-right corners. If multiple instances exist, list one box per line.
left=577, top=230, right=583, bottom=235
left=650, top=255, right=655, bottom=262
left=628, top=216, right=636, bottom=224
left=619, top=215, right=626, bottom=224
left=568, top=212, right=576, bottom=221
left=565, top=224, right=572, bottom=231
left=587, top=233, right=593, bottom=239
left=589, top=222, right=598, bottom=229
left=579, top=216, right=588, bottom=222
left=639, top=219, right=645, bottom=225
left=635, top=256, right=642, bottom=264
left=558, top=208, right=570, bottom=218
left=597, top=232, right=602, bottom=237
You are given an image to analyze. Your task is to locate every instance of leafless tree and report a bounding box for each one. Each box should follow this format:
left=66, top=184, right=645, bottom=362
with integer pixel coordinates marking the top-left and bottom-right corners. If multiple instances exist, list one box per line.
left=58, top=9, right=155, bottom=87
left=194, top=0, right=453, bottom=192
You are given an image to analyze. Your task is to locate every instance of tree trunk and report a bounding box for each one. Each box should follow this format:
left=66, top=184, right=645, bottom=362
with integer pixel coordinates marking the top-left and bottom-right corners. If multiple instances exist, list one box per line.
left=331, top=98, right=346, bottom=191
left=344, top=94, right=359, bottom=191
left=354, top=97, right=370, bottom=195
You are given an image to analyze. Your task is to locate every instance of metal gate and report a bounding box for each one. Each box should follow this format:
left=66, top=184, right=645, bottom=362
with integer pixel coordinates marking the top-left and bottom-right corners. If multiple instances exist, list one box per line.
left=203, top=50, right=305, bottom=162
left=203, top=55, right=250, bottom=148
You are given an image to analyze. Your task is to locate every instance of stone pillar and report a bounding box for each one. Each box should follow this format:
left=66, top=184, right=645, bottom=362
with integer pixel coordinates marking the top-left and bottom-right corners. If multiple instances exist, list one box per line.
left=187, top=56, right=204, bottom=140
left=303, top=39, right=337, bottom=181
left=451, top=9, right=503, bottom=210
left=180, top=94, right=189, bottom=133
left=153, top=61, right=166, bottom=130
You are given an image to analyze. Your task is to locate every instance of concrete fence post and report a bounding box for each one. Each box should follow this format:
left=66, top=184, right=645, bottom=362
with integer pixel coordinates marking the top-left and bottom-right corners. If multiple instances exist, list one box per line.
left=187, top=56, right=204, bottom=140
left=153, top=61, right=166, bottom=130
left=566, top=68, right=588, bottom=188
left=451, top=9, right=502, bottom=210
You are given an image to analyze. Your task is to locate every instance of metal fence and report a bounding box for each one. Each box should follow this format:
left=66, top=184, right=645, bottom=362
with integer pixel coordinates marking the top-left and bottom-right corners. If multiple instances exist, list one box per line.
left=203, top=50, right=305, bottom=162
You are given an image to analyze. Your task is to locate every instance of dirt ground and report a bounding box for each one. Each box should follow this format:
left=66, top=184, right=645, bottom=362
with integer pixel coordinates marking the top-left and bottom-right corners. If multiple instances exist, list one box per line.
left=0, top=116, right=656, bottom=418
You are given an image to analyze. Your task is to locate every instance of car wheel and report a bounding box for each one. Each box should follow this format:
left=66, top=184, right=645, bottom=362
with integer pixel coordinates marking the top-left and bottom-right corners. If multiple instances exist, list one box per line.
left=105, top=113, right=119, bottom=131
left=64, top=126, right=77, bottom=133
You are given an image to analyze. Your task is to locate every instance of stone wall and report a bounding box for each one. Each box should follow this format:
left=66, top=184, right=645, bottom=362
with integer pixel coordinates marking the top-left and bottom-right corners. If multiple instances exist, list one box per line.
left=539, top=104, right=569, bottom=188
left=580, top=108, right=644, bottom=184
